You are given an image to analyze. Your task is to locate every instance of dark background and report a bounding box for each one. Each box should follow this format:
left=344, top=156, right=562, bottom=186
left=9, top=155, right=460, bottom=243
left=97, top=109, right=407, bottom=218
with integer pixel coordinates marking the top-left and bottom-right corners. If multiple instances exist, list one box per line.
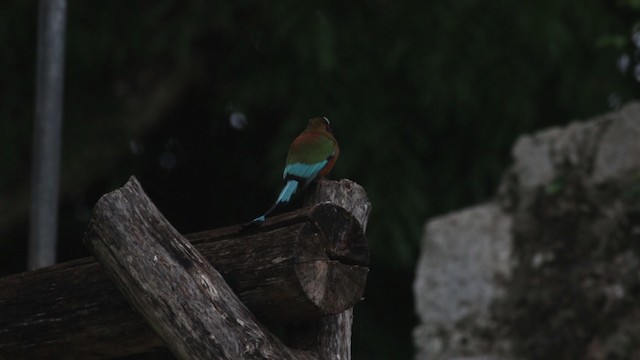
left=1, top=1, right=639, bottom=358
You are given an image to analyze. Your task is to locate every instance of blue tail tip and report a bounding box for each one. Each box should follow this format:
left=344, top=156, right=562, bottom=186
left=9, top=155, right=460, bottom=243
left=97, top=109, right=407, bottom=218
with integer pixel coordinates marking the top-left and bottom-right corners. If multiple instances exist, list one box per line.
left=242, top=215, right=266, bottom=229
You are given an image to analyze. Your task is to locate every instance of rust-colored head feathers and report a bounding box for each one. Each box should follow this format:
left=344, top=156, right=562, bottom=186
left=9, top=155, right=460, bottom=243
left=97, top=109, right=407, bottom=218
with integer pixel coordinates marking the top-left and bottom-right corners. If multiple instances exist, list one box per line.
left=306, top=117, right=334, bottom=135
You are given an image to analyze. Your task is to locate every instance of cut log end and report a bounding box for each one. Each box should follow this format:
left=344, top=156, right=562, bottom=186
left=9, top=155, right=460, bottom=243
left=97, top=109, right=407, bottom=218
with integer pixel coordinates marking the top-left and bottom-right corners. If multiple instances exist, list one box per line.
left=291, top=204, right=369, bottom=315
left=248, top=202, right=369, bottom=317
left=307, top=203, right=369, bottom=266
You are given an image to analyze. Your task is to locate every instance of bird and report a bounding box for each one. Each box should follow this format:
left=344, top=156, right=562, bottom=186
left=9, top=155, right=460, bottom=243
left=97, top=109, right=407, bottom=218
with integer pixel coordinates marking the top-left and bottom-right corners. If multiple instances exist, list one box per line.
left=244, top=117, right=339, bottom=227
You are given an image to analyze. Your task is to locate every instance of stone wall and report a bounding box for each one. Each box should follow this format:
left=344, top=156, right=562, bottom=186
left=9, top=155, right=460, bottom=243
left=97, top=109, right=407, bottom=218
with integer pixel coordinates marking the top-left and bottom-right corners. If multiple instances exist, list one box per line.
left=414, top=102, right=640, bottom=360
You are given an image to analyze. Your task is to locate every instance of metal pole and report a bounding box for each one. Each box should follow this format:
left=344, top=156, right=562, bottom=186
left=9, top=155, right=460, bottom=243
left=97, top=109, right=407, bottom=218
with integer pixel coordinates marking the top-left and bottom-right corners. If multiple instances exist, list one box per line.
left=28, top=0, right=67, bottom=269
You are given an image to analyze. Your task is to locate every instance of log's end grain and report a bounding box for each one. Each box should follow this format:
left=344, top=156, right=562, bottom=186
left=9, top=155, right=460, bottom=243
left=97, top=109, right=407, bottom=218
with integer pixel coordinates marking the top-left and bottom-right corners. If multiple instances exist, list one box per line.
left=295, top=260, right=369, bottom=315
left=291, top=204, right=369, bottom=315
left=308, top=203, right=370, bottom=266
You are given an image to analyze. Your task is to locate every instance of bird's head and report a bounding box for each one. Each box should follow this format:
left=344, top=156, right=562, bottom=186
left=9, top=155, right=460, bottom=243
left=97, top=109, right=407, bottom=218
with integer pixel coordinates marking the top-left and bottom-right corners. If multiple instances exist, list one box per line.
left=307, top=117, right=333, bottom=134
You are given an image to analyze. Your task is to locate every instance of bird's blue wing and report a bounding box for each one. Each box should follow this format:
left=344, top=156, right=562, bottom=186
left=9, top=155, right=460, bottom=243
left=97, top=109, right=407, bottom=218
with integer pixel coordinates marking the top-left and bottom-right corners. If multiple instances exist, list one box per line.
left=283, top=160, right=329, bottom=180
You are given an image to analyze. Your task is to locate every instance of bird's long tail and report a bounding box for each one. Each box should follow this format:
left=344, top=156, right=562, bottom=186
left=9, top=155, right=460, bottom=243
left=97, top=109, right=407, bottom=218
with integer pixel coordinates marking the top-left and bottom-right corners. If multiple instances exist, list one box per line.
left=244, top=179, right=299, bottom=226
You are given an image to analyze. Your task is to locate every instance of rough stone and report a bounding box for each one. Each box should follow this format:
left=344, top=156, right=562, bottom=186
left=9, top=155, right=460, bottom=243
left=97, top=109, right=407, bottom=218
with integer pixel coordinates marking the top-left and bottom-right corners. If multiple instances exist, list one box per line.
left=414, top=101, right=640, bottom=360
left=592, top=102, right=640, bottom=183
left=413, top=203, right=512, bottom=360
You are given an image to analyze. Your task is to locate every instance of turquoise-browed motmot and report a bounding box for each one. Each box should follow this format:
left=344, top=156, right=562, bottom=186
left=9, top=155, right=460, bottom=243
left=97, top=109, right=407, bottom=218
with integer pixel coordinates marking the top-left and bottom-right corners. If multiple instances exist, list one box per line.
left=245, top=117, right=339, bottom=226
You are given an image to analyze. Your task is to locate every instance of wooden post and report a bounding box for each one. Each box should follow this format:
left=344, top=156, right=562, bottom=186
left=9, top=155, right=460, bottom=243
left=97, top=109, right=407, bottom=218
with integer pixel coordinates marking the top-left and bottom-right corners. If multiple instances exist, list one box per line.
left=287, top=179, right=372, bottom=359
left=0, top=177, right=370, bottom=359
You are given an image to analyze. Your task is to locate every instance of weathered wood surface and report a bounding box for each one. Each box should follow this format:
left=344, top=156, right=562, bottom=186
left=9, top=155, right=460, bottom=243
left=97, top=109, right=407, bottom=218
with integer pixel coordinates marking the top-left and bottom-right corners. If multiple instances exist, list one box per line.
left=0, top=177, right=369, bottom=360
left=287, top=179, right=372, bottom=360
left=189, top=201, right=369, bottom=323
left=82, top=177, right=308, bottom=360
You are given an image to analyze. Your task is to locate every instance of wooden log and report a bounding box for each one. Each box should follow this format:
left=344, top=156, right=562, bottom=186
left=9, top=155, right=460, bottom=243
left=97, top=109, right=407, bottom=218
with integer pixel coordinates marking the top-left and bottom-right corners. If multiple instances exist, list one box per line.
left=287, top=178, right=372, bottom=360
left=188, top=202, right=369, bottom=323
left=0, top=177, right=369, bottom=360
left=81, top=176, right=311, bottom=360
left=0, top=257, right=162, bottom=360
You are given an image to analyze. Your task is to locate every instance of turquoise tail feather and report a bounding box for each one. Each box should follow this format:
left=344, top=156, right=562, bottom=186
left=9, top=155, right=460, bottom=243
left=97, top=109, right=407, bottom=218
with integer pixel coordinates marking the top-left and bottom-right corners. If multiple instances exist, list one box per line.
left=243, top=180, right=300, bottom=227
left=276, top=180, right=298, bottom=204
